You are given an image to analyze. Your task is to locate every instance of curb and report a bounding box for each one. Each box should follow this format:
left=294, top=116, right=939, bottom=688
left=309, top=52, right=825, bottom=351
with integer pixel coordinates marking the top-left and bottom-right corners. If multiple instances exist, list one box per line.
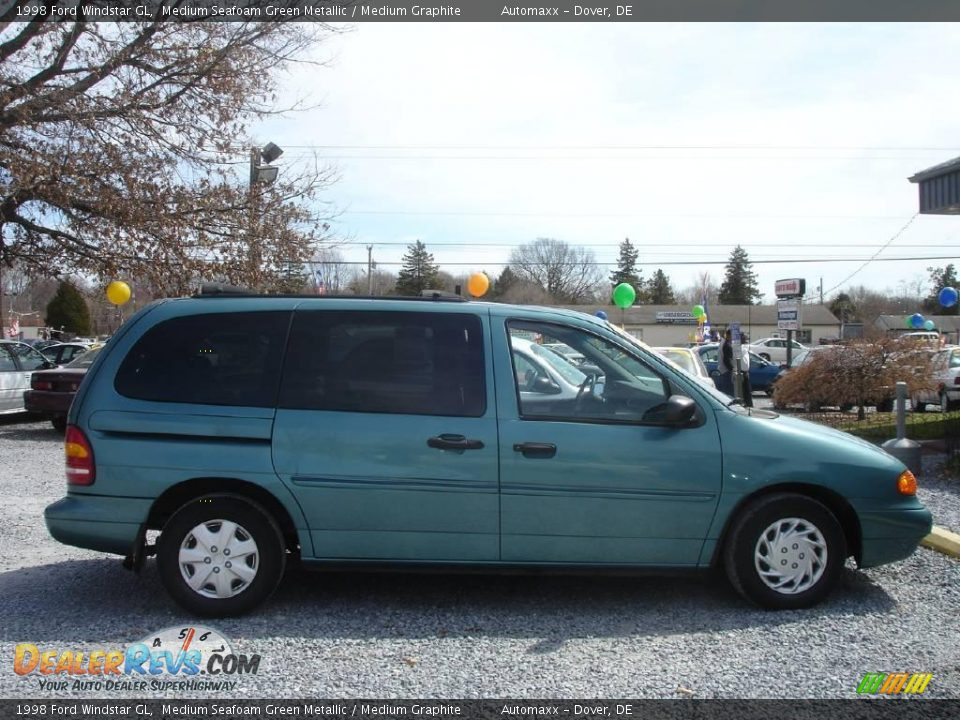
left=922, top=526, right=960, bottom=558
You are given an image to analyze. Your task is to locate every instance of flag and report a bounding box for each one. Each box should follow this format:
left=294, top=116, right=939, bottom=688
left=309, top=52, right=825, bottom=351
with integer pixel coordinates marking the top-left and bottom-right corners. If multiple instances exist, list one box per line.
left=313, top=267, right=325, bottom=295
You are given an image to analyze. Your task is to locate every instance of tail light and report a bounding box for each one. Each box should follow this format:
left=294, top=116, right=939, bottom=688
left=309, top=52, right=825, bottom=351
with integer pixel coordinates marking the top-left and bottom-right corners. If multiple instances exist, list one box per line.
left=954, top=377, right=960, bottom=386
left=65, top=426, right=95, bottom=486
left=32, top=378, right=53, bottom=391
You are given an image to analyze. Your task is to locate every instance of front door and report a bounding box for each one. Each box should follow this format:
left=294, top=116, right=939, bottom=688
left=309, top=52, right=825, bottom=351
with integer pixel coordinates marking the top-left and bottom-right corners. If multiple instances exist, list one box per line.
left=494, top=318, right=723, bottom=566
left=272, top=307, right=499, bottom=562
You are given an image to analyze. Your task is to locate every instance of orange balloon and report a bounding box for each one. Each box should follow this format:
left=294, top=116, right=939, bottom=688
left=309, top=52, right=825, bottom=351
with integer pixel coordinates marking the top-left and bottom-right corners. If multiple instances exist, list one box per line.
left=467, top=272, right=489, bottom=298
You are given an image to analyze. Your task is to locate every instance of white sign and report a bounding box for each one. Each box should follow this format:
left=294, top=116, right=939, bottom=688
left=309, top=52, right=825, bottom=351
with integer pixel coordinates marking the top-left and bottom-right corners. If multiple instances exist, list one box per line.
left=654, top=311, right=696, bottom=324
left=775, top=278, right=805, bottom=297
left=777, top=298, right=802, bottom=331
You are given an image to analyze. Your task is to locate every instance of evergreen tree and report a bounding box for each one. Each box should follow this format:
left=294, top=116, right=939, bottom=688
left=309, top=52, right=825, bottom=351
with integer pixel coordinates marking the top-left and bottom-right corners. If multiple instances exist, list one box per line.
left=490, top=267, right=519, bottom=300
left=923, top=264, right=960, bottom=315
left=45, top=281, right=92, bottom=336
left=395, top=240, right=441, bottom=296
left=609, top=238, right=642, bottom=299
left=829, top=292, right=858, bottom=323
left=647, top=269, right=677, bottom=304
left=718, top=245, right=761, bottom=304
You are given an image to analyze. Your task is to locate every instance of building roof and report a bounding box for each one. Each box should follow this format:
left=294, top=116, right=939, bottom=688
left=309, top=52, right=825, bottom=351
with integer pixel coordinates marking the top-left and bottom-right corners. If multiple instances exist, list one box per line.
left=908, top=155, right=960, bottom=183
left=553, top=304, right=840, bottom=325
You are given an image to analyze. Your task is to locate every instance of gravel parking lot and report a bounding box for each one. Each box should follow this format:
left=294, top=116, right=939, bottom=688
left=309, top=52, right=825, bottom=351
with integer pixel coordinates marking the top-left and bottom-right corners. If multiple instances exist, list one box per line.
left=1, top=416, right=958, bottom=700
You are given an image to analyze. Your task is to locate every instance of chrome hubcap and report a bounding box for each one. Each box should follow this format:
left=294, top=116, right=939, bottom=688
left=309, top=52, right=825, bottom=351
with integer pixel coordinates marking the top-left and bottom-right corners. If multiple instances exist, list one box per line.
left=179, top=520, right=259, bottom=599
left=754, top=517, right=827, bottom=594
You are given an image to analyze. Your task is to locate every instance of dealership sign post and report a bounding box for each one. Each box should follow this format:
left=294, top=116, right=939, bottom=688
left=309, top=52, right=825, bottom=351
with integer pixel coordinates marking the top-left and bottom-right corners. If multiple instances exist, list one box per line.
left=775, top=278, right=806, bottom=367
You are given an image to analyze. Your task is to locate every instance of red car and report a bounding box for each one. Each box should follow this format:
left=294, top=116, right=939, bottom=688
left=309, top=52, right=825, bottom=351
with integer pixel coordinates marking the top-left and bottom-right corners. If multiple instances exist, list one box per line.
left=25, top=345, right=103, bottom=432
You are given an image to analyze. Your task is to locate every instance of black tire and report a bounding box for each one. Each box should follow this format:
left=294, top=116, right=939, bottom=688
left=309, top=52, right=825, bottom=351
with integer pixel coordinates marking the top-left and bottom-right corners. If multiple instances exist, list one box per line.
left=157, top=494, right=286, bottom=617
left=913, top=396, right=927, bottom=413
left=759, top=353, right=771, bottom=362
left=51, top=416, right=67, bottom=433
left=941, top=392, right=958, bottom=413
left=723, top=493, right=846, bottom=610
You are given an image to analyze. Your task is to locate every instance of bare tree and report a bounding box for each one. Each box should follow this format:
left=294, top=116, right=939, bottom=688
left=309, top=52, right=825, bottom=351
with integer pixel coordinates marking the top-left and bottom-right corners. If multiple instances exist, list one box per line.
left=677, top=271, right=719, bottom=306
left=0, top=18, right=340, bottom=296
left=308, top=248, right=358, bottom=295
left=508, top=238, right=602, bottom=303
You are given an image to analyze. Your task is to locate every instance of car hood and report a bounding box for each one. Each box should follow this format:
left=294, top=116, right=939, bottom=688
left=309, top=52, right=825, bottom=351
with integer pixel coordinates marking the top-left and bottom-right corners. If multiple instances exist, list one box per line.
left=715, top=408, right=906, bottom=499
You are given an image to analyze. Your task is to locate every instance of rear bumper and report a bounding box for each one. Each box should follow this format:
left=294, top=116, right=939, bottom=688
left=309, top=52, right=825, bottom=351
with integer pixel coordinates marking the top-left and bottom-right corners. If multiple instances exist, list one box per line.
left=45, top=495, right=152, bottom=556
left=24, top=390, right=72, bottom=417
left=858, top=507, right=933, bottom=568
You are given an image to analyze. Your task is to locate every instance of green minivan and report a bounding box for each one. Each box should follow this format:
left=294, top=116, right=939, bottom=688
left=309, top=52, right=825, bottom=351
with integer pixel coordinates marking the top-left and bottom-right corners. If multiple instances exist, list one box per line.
left=45, top=290, right=932, bottom=616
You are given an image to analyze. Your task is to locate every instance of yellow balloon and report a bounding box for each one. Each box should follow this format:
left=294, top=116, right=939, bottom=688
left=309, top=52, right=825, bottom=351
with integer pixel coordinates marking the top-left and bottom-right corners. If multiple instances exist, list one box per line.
left=106, top=281, right=131, bottom=306
left=467, top=272, right=489, bottom=298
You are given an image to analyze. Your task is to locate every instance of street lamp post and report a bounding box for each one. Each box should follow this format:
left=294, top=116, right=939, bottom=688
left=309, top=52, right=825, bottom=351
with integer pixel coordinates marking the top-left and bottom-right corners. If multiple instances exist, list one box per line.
left=246, top=142, right=283, bottom=288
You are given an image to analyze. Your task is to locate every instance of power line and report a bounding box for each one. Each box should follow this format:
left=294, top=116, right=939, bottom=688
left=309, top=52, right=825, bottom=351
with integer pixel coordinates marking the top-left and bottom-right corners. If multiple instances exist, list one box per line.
left=317, top=255, right=960, bottom=268
left=328, top=210, right=912, bottom=220
left=232, top=143, right=960, bottom=151
left=822, top=213, right=921, bottom=296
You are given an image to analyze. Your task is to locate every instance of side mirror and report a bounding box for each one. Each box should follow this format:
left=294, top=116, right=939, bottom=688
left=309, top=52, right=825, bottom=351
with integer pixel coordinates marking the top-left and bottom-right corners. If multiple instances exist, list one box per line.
left=644, top=394, right=698, bottom=427
left=580, top=364, right=603, bottom=378
left=531, top=376, right=562, bottom=395
left=41, top=361, right=56, bottom=370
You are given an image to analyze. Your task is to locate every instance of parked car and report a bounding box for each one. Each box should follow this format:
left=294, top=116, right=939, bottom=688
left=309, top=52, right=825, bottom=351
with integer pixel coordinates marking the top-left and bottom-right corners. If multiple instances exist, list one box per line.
left=541, top=342, right=587, bottom=367
left=44, top=291, right=931, bottom=616
left=694, top=343, right=783, bottom=395
left=653, top=346, right=715, bottom=388
left=0, top=340, right=55, bottom=414
left=41, top=342, right=94, bottom=366
left=912, top=345, right=960, bottom=412
left=747, top=337, right=808, bottom=364
left=25, top=345, right=104, bottom=432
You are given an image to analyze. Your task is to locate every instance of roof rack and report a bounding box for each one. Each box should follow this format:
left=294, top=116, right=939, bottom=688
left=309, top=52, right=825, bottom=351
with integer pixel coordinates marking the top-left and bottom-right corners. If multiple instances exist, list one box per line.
left=192, top=283, right=468, bottom=302
left=195, top=283, right=253, bottom=296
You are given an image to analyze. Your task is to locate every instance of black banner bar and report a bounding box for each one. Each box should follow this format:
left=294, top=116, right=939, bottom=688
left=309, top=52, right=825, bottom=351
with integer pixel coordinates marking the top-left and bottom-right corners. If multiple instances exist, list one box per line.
left=2, top=700, right=958, bottom=720
left=6, top=0, right=960, bottom=22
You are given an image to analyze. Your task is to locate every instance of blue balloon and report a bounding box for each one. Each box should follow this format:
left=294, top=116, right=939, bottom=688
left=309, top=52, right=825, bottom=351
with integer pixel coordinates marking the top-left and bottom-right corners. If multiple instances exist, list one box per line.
left=595, top=310, right=608, bottom=320
left=910, top=313, right=925, bottom=329
left=939, top=286, right=958, bottom=308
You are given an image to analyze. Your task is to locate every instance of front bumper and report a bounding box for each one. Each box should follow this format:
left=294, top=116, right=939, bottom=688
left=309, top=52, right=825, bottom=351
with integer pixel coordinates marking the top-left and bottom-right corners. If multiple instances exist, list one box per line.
left=858, top=507, right=933, bottom=568
left=45, top=495, right=152, bottom=556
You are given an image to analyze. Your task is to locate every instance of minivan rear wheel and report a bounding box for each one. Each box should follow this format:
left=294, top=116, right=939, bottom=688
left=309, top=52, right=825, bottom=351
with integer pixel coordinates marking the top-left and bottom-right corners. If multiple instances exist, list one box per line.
left=723, top=493, right=845, bottom=610
left=157, top=494, right=285, bottom=617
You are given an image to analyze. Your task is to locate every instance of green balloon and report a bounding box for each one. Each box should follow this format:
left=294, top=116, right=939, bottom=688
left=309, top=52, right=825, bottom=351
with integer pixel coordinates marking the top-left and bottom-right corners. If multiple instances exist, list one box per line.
left=692, top=304, right=705, bottom=319
left=612, top=283, right=636, bottom=309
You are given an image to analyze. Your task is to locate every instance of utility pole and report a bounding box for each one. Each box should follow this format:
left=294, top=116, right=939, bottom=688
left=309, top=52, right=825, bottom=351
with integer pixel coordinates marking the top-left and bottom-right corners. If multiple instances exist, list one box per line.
left=367, top=245, right=374, bottom=295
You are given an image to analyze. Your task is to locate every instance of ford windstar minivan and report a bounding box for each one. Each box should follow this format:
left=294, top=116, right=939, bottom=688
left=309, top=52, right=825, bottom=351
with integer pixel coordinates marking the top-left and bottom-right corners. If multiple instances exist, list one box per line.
left=45, top=288, right=932, bottom=616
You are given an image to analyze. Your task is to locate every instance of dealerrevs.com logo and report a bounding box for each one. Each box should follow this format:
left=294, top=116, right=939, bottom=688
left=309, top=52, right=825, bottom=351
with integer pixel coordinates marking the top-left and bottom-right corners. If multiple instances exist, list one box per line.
left=14, top=626, right=260, bottom=692
left=857, top=672, right=933, bottom=695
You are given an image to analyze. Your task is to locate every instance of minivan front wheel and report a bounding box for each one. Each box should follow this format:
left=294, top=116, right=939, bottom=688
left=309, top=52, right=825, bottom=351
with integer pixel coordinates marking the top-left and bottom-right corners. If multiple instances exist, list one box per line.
left=723, top=494, right=845, bottom=610
left=157, top=495, right=285, bottom=617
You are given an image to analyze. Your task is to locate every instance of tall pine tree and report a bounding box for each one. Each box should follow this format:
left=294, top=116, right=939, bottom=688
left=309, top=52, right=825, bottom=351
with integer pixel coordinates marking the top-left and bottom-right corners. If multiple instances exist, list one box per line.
left=395, top=240, right=441, bottom=296
left=647, top=269, right=676, bottom=304
left=718, top=245, right=761, bottom=304
left=46, top=280, right=92, bottom=336
left=609, top=238, right=643, bottom=301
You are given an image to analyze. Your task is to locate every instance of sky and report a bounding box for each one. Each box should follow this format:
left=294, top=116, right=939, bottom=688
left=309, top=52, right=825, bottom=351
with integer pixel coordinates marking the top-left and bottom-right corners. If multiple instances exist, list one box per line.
left=257, top=22, right=960, bottom=304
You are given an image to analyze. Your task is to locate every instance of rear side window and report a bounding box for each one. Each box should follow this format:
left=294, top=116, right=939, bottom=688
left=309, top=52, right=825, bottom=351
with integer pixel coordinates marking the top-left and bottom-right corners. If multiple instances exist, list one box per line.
left=115, top=312, right=291, bottom=407
left=279, top=310, right=485, bottom=417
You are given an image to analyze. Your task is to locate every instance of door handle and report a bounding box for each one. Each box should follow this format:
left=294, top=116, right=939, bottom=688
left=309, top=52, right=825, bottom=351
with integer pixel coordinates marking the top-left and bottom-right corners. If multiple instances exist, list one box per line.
left=427, top=434, right=485, bottom=451
left=513, top=442, right=557, bottom=459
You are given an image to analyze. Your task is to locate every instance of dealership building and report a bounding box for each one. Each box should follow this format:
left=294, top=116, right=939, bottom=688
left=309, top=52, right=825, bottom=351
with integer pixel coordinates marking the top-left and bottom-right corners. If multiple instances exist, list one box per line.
left=555, top=304, right=841, bottom=346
